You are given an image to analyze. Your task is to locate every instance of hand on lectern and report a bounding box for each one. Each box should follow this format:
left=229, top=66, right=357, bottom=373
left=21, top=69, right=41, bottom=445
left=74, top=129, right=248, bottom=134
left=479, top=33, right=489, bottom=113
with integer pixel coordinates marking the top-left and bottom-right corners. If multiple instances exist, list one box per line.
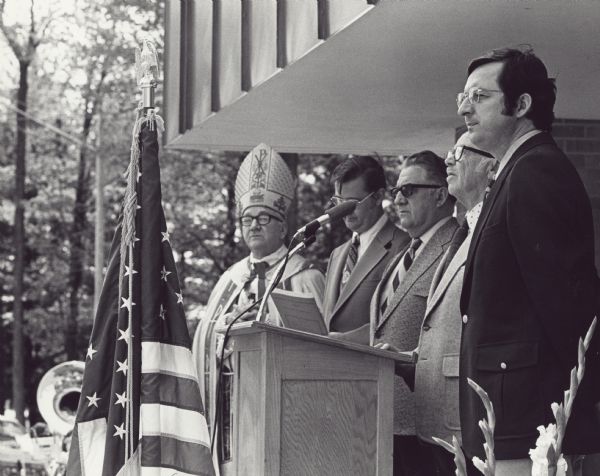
left=223, top=305, right=257, bottom=325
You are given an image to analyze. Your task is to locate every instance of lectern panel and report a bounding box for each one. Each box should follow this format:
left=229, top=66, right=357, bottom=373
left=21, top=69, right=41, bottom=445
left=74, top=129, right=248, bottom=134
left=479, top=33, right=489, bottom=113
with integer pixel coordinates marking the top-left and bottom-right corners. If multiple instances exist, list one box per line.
left=236, top=349, right=262, bottom=473
left=280, top=380, right=377, bottom=476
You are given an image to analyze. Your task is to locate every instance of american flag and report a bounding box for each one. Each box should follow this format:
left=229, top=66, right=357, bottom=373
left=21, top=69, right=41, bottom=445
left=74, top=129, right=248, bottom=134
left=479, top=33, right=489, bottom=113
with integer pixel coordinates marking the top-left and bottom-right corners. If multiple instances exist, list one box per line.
left=66, top=119, right=215, bottom=476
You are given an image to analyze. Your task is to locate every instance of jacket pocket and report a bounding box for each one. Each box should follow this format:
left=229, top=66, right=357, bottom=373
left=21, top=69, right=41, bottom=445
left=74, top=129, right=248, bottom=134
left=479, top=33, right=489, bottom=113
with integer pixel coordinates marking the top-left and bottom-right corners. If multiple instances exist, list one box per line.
left=475, top=341, right=541, bottom=438
left=476, top=341, right=538, bottom=371
left=442, top=354, right=460, bottom=430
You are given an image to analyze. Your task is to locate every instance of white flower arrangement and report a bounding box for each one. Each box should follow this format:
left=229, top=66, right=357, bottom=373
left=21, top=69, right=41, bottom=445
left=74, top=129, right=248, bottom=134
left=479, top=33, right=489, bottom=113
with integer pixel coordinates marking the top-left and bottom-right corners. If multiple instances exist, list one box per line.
left=528, top=317, right=597, bottom=476
left=529, top=422, right=567, bottom=476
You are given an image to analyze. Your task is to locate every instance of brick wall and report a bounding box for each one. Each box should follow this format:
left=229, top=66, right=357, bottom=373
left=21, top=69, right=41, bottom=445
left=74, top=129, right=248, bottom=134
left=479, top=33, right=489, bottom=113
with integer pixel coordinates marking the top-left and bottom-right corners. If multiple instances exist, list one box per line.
left=552, top=118, right=600, bottom=272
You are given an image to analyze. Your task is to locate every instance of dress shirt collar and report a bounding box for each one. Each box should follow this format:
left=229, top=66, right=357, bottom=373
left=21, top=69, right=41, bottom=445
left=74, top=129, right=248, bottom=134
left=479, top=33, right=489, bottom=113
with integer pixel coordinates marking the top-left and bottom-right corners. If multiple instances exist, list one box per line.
left=415, top=216, right=453, bottom=249
left=495, top=129, right=542, bottom=179
left=249, top=245, right=287, bottom=268
left=356, top=214, right=388, bottom=254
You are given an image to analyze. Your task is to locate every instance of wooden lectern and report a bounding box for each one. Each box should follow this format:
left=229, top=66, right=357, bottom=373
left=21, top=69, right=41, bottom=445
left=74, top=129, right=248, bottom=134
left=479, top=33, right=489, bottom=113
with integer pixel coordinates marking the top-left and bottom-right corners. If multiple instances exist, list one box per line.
left=218, top=321, right=411, bottom=476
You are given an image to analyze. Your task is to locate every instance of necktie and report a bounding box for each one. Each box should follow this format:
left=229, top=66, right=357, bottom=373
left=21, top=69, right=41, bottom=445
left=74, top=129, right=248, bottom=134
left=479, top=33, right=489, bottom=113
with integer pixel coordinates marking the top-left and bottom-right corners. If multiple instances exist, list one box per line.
left=380, top=238, right=422, bottom=315
left=341, top=234, right=360, bottom=286
left=484, top=176, right=496, bottom=201
left=402, top=238, right=422, bottom=271
left=253, top=261, right=268, bottom=301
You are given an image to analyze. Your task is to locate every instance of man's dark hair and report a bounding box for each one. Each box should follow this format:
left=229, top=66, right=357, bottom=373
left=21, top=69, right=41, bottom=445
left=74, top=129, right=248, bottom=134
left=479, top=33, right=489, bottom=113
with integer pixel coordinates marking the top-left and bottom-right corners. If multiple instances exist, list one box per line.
left=468, top=46, right=556, bottom=131
left=404, top=150, right=456, bottom=204
left=331, top=155, right=386, bottom=192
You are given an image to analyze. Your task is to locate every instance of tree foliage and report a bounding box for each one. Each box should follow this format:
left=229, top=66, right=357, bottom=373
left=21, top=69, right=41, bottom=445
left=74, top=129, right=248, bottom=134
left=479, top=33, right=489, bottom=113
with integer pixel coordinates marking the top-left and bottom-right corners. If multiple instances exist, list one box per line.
left=0, top=0, right=406, bottom=424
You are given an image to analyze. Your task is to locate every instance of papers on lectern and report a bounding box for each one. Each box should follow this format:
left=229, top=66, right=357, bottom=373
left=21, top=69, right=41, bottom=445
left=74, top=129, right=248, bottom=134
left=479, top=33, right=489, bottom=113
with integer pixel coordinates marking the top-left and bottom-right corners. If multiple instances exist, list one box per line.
left=270, top=288, right=328, bottom=336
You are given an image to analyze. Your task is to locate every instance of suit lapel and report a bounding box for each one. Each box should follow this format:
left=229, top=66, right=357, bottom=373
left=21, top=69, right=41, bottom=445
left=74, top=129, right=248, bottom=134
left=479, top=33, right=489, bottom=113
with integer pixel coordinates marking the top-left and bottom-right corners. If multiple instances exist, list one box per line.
left=425, top=236, right=469, bottom=320
left=372, top=245, right=405, bottom=326
left=464, top=132, right=553, bottom=281
left=378, top=219, right=457, bottom=330
left=324, top=243, right=349, bottom=328
left=331, top=222, right=395, bottom=317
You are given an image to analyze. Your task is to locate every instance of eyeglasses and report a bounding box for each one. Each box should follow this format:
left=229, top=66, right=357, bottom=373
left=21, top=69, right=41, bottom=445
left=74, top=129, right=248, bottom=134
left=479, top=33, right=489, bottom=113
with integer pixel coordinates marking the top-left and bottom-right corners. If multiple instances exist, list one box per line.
left=456, top=87, right=502, bottom=107
left=447, top=145, right=494, bottom=163
left=239, top=213, right=281, bottom=227
left=390, top=184, right=442, bottom=199
left=329, top=191, right=375, bottom=208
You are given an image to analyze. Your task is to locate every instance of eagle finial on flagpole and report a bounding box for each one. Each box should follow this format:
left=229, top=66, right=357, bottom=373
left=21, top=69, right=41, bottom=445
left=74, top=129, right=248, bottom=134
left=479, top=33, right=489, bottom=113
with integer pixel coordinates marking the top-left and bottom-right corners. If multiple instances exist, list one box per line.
left=135, top=38, right=159, bottom=110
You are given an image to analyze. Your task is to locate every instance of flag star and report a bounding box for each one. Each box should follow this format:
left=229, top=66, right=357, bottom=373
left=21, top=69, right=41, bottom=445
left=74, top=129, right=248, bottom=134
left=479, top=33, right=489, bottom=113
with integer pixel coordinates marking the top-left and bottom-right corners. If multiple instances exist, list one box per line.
left=137, top=170, right=142, bottom=182
left=113, top=423, right=127, bottom=439
left=86, top=344, right=97, bottom=360
left=115, top=391, right=128, bottom=408
left=86, top=392, right=101, bottom=408
left=121, top=296, right=136, bottom=312
left=133, top=235, right=140, bottom=246
left=116, top=359, right=128, bottom=375
left=124, top=265, right=138, bottom=277
left=161, top=230, right=170, bottom=243
left=176, top=292, right=183, bottom=304
left=159, top=304, right=166, bottom=320
left=136, top=204, right=141, bottom=210
left=160, top=266, right=171, bottom=282
left=118, top=327, right=132, bottom=342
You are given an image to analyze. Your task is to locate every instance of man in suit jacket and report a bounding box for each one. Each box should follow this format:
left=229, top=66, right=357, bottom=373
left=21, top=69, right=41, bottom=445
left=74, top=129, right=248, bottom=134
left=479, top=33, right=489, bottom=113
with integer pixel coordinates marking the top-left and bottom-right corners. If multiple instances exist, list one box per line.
left=409, top=134, right=497, bottom=475
left=371, top=151, right=458, bottom=476
left=323, top=156, right=409, bottom=344
left=457, top=47, right=600, bottom=474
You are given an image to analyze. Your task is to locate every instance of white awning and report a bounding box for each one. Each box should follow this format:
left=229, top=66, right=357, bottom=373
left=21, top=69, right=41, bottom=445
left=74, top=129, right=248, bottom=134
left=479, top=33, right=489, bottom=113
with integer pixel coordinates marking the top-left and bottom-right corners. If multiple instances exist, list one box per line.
left=164, top=0, right=600, bottom=155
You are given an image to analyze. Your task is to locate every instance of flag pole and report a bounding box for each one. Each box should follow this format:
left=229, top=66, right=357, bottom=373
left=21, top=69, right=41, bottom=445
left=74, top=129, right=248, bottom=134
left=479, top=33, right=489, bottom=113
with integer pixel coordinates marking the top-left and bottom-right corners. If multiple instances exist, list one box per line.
left=122, top=38, right=162, bottom=466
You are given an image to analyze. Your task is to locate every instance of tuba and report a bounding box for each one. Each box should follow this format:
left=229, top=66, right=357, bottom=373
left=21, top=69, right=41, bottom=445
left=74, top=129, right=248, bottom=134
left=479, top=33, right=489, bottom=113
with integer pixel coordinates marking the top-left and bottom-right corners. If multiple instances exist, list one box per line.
left=36, top=361, right=85, bottom=435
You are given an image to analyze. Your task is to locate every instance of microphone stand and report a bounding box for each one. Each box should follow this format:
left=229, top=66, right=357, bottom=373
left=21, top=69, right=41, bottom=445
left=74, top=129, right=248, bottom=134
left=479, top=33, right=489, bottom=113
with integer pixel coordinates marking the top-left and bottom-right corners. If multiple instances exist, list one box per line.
left=211, top=299, right=260, bottom=453
left=256, top=234, right=316, bottom=322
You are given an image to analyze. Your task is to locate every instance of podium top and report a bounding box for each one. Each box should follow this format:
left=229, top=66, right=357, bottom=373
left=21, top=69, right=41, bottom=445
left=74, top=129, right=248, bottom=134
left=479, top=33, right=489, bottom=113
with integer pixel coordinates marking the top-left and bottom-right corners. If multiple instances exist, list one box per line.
left=227, top=321, right=415, bottom=363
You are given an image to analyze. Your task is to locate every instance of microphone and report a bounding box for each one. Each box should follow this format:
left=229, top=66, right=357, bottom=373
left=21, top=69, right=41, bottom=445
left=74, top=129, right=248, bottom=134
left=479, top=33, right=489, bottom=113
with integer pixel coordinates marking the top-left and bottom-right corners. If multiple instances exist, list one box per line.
left=293, top=201, right=357, bottom=240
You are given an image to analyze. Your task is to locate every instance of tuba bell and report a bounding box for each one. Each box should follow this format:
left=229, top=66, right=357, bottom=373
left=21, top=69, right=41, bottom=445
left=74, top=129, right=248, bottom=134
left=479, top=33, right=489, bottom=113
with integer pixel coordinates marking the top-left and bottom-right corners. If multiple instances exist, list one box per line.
left=36, top=361, right=85, bottom=435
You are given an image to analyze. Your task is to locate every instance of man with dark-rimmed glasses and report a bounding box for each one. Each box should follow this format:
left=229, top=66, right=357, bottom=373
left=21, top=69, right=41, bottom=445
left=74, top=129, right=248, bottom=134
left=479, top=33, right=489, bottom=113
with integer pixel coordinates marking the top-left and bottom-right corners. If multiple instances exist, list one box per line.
left=192, top=144, right=325, bottom=468
left=371, top=150, right=458, bottom=476
left=323, top=155, right=409, bottom=344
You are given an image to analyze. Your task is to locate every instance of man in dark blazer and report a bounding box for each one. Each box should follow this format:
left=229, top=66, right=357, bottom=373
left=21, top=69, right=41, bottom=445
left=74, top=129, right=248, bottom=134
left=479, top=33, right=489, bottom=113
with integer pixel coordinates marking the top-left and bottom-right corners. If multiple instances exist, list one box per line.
left=457, top=46, right=600, bottom=474
left=323, top=156, right=409, bottom=344
left=371, top=151, right=458, bottom=476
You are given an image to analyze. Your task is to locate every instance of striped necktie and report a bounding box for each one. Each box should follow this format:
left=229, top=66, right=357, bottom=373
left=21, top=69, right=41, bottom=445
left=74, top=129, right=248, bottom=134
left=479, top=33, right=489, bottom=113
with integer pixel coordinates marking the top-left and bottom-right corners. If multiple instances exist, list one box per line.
left=253, top=261, right=268, bottom=300
left=341, top=234, right=360, bottom=286
left=402, top=238, right=422, bottom=271
left=380, top=238, right=422, bottom=315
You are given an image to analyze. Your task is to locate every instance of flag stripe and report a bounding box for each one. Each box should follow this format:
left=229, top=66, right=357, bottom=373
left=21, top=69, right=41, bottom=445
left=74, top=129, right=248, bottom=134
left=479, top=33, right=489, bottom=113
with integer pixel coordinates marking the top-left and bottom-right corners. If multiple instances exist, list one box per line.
left=141, top=403, right=210, bottom=445
left=142, top=341, right=198, bottom=379
left=141, top=372, right=204, bottom=412
left=140, top=466, right=199, bottom=476
left=141, top=467, right=208, bottom=476
left=141, top=436, right=216, bottom=476
left=77, top=418, right=107, bottom=476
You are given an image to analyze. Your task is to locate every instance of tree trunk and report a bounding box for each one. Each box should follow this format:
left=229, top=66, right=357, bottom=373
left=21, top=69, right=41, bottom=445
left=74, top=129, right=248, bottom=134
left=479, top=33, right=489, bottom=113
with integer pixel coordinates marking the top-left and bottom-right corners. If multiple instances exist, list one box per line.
left=93, top=114, right=104, bottom=313
left=12, top=59, right=29, bottom=424
left=66, top=67, right=106, bottom=359
left=222, top=152, right=243, bottom=269
left=65, top=142, right=91, bottom=359
left=280, top=153, right=299, bottom=242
